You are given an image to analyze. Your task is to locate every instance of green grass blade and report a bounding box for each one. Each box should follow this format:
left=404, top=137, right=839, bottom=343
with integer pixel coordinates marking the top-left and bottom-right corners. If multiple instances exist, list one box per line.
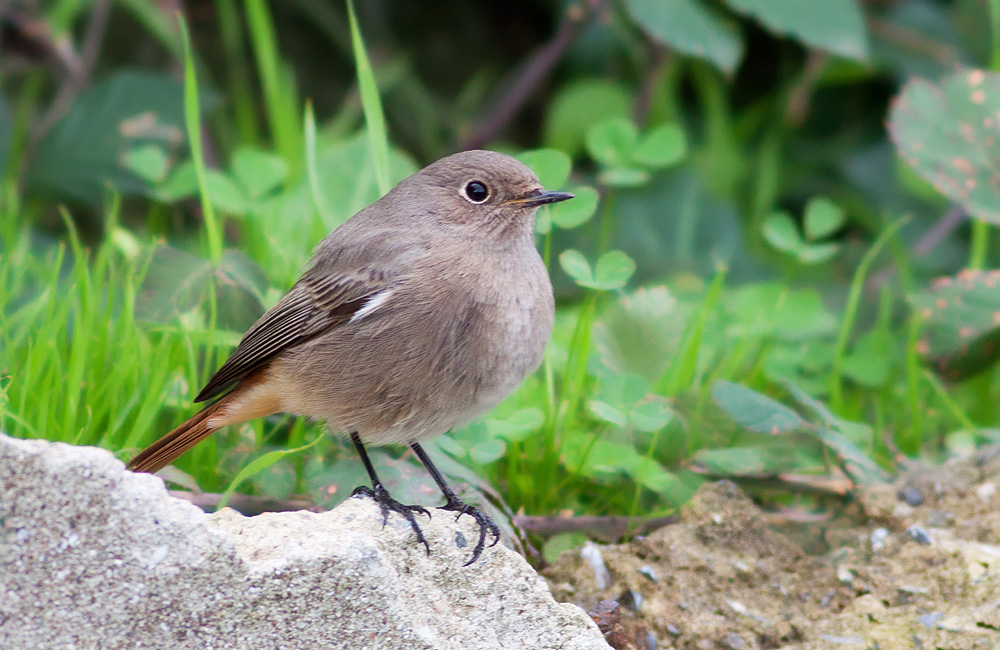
left=244, top=0, right=301, bottom=174
left=346, top=0, right=390, bottom=195
left=828, top=216, right=909, bottom=410
left=217, top=432, right=325, bottom=509
left=177, top=13, right=222, bottom=264
left=304, top=100, right=334, bottom=225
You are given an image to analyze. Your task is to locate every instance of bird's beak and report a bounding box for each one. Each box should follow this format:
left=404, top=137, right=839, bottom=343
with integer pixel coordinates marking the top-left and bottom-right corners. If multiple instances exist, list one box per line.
left=506, top=188, right=575, bottom=207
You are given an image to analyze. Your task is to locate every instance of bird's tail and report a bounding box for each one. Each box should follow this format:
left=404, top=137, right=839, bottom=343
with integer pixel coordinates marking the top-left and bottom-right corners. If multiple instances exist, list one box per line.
left=126, top=400, right=227, bottom=474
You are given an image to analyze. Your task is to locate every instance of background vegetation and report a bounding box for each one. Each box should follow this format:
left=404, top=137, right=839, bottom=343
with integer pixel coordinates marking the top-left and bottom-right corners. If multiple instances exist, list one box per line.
left=3, top=0, right=1000, bottom=559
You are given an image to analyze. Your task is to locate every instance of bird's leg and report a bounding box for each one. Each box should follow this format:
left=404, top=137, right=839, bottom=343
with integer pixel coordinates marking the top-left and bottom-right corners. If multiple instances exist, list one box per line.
left=350, top=432, right=431, bottom=554
left=410, top=443, right=501, bottom=566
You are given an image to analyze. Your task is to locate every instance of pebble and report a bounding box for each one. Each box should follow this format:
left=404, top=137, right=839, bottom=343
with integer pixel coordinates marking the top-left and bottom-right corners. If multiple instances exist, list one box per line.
left=976, top=482, right=996, bottom=501
left=666, top=624, right=681, bottom=637
left=722, top=633, right=744, bottom=649
left=580, top=542, right=610, bottom=590
left=837, top=564, right=855, bottom=584
left=637, top=565, right=657, bottom=582
left=870, top=528, right=890, bottom=552
left=898, top=486, right=925, bottom=506
left=618, top=588, right=643, bottom=612
left=819, top=634, right=865, bottom=645
left=918, top=611, right=943, bottom=628
left=906, top=525, right=933, bottom=545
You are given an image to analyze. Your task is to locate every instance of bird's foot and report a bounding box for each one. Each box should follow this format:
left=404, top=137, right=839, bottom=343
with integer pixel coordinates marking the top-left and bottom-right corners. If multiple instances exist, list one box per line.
left=439, top=496, right=501, bottom=566
left=352, top=484, right=432, bottom=555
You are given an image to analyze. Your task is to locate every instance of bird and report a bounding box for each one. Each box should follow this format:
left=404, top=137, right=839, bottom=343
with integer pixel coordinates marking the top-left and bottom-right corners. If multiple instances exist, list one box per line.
left=126, top=149, right=573, bottom=565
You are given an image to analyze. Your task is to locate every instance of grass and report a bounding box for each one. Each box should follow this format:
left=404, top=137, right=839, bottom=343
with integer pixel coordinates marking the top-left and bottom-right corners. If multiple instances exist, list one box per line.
left=3, top=2, right=1000, bottom=526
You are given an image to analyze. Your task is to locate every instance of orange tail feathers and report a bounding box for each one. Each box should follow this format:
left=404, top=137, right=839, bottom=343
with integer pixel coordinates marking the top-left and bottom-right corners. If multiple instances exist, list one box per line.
left=126, top=400, right=227, bottom=474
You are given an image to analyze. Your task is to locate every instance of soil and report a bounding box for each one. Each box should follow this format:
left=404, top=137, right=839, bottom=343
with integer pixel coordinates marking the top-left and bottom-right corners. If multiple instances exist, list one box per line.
left=543, top=445, right=1000, bottom=650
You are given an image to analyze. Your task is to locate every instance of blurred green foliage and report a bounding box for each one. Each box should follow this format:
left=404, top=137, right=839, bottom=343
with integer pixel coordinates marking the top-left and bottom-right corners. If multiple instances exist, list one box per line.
left=3, top=0, right=1000, bottom=553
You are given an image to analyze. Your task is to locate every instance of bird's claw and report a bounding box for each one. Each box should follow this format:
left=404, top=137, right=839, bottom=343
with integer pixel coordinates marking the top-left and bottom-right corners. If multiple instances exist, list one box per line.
left=352, top=484, right=432, bottom=555
left=439, top=497, right=501, bottom=566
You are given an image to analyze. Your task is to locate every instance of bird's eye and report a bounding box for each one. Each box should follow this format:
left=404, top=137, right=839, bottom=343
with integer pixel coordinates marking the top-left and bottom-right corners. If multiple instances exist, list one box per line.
left=463, top=181, right=490, bottom=203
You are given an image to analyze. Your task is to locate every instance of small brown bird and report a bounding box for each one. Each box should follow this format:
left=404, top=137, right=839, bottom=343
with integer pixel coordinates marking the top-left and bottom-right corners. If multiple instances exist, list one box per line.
left=127, top=150, right=572, bottom=564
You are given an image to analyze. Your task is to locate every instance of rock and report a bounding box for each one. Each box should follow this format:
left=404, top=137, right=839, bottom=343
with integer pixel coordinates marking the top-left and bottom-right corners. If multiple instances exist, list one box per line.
left=897, top=486, right=925, bottom=506
left=0, top=434, right=610, bottom=650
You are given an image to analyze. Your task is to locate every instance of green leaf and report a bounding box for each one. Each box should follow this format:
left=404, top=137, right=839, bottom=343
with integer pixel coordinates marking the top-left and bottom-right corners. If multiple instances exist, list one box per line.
left=586, top=117, right=638, bottom=168
left=889, top=69, right=1000, bottom=223
left=624, top=0, right=743, bottom=74
left=214, top=248, right=270, bottom=331
left=543, top=79, right=632, bottom=156
left=598, top=168, right=650, bottom=188
left=591, top=250, right=637, bottom=291
left=469, top=438, right=506, bottom=465
left=204, top=169, right=249, bottom=216
left=135, top=245, right=268, bottom=332
left=909, top=269, right=1000, bottom=379
left=158, top=160, right=199, bottom=201
left=486, top=407, right=544, bottom=442
left=123, top=144, right=170, bottom=183
left=307, top=457, right=369, bottom=508
left=588, top=400, right=629, bottom=427
left=815, top=428, right=888, bottom=484
left=841, top=330, right=892, bottom=388
left=633, top=458, right=680, bottom=493
left=517, top=149, right=571, bottom=190
left=803, top=197, right=845, bottom=241
left=543, top=532, right=588, bottom=564
left=632, top=123, right=687, bottom=168
left=27, top=71, right=191, bottom=204
left=599, top=372, right=651, bottom=409
left=310, top=133, right=418, bottom=230
left=0, top=94, right=11, bottom=178
left=251, top=457, right=297, bottom=500
left=549, top=186, right=599, bottom=229
left=780, top=378, right=838, bottom=426
left=796, top=242, right=840, bottom=264
left=594, top=286, right=689, bottom=382
left=559, top=249, right=594, bottom=287
left=135, top=245, right=212, bottom=323
left=711, top=380, right=806, bottom=434
left=691, top=447, right=776, bottom=475
left=762, top=211, right=802, bottom=253
left=231, top=147, right=289, bottom=200
left=728, top=283, right=837, bottom=340
left=631, top=400, right=674, bottom=432
left=218, top=432, right=324, bottom=509
left=726, top=0, right=869, bottom=60
left=562, top=437, right=645, bottom=481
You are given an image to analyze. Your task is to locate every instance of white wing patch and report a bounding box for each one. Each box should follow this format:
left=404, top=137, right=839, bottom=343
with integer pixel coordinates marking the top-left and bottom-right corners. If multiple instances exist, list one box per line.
left=350, top=289, right=394, bottom=323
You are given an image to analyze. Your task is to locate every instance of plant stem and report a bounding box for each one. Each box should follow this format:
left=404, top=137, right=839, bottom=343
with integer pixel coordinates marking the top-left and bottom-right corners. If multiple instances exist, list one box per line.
left=178, top=15, right=222, bottom=264
left=829, top=217, right=909, bottom=411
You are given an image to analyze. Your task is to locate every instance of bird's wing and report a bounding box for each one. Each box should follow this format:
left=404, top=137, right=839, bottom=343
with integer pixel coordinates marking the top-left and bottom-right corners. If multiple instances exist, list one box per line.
left=194, top=267, right=393, bottom=402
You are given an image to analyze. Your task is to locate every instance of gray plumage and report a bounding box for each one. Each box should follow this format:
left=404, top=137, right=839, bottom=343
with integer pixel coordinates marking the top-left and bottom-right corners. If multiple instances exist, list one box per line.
left=128, top=150, right=564, bottom=471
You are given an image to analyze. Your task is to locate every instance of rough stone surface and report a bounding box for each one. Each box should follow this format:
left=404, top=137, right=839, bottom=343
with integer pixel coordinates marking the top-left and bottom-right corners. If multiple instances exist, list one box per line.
left=0, top=434, right=610, bottom=650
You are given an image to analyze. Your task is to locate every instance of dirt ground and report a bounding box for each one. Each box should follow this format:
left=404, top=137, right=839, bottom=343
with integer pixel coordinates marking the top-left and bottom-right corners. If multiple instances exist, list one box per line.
left=543, top=446, right=1000, bottom=649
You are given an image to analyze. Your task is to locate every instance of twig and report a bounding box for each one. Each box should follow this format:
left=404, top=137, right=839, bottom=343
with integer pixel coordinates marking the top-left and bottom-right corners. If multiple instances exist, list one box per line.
left=784, top=50, right=828, bottom=126
left=462, top=0, right=605, bottom=149
left=30, top=0, right=112, bottom=140
left=167, top=489, right=678, bottom=542
left=513, top=514, right=677, bottom=542
left=633, top=43, right=669, bottom=128
left=169, top=490, right=316, bottom=515
left=867, top=205, right=967, bottom=292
